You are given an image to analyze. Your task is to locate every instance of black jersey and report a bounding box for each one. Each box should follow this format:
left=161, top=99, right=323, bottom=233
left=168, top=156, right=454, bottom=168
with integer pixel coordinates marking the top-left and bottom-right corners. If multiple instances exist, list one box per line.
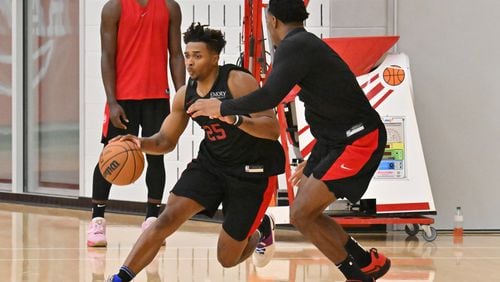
left=221, top=28, right=383, bottom=144
left=185, top=64, right=285, bottom=177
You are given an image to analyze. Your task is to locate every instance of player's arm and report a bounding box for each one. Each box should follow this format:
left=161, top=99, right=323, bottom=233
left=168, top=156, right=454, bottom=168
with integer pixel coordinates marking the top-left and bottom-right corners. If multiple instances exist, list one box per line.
left=166, top=0, right=185, bottom=91
left=140, top=86, right=190, bottom=155
left=101, top=0, right=128, bottom=129
left=187, top=41, right=308, bottom=118
left=220, top=41, right=308, bottom=116
left=222, top=70, right=280, bottom=140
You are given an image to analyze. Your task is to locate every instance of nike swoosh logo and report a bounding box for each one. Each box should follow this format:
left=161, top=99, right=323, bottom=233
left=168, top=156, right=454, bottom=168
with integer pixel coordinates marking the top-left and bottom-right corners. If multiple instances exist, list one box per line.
left=97, top=204, right=106, bottom=208
left=364, top=265, right=382, bottom=273
left=340, top=164, right=353, bottom=171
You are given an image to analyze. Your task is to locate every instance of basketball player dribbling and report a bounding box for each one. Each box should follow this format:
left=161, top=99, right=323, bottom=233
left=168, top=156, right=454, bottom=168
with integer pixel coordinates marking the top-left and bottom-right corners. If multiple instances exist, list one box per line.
left=105, top=23, right=285, bottom=282
left=187, top=0, right=391, bottom=281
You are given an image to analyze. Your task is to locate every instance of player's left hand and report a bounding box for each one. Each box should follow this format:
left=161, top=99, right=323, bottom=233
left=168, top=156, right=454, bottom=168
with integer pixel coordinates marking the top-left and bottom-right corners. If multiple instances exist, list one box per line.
left=187, top=98, right=222, bottom=118
left=289, top=160, right=307, bottom=187
left=218, top=115, right=237, bottom=124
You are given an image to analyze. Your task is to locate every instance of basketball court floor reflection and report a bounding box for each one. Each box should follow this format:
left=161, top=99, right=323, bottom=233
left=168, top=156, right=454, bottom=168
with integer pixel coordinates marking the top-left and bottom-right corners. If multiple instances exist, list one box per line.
left=0, top=203, right=499, bottom=281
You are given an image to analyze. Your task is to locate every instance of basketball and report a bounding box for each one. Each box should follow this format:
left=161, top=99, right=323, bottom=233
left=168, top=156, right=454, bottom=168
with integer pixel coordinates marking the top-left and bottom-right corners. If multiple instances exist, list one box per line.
left=383, top=65, right=405, bottom=86
left=98, top=139, right=145, bottom=185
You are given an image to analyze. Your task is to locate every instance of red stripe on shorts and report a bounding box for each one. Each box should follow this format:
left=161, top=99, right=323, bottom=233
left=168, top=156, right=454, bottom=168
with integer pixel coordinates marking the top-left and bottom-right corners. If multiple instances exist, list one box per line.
left=246, top=177, right=276, bottom=239
left=321, top=129, right=379, bottom=181
left=102, top=104, right=110, bottom=139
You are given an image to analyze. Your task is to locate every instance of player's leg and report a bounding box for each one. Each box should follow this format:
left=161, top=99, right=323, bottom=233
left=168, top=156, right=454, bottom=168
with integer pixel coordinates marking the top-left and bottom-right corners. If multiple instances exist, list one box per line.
left=216, top=229, right=260, bottom=268
left=88, top=101, right=140, bottom=247
left=342, top=126, right=390, bottom=279
left=112, top=193, right=204, bottom=282
left=293, top=173, right=369, bottom=265
left=140, top=99, right=170, bottom=220
left=110, top=161, right=222, bottom=281
left=291, top=127, right=388, bottom=281
left=140, top=153, right=165, bottom=237
left=87, top=165, right=112, bottom=247
left=325, top=126, right=390, bottom=280
left=291, top=176, right=374, bottom=281
left=139, top=153, right=166, bottom=240
left=216, top=176, right=275, bottom=267
left=124, top=194, right=203, bottom=269
left=290, top=176, right=347, bottom=261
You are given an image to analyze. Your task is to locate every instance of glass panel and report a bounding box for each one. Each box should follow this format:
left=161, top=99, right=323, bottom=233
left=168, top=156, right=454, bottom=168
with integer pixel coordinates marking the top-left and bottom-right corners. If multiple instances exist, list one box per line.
left=25, top=0, right=79, bottom=193
left=0, top=0, right=12, bottom=190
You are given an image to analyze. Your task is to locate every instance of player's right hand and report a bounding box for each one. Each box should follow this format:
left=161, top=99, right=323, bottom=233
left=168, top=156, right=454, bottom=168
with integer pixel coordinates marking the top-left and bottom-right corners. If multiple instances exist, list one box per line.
left=109, top=103, right=129, bottom=129
left=109, top=134, right=141, bottom=148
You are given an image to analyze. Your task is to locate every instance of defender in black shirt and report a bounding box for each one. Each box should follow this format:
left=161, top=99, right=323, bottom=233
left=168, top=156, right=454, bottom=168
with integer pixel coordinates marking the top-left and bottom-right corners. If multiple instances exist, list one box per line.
left=107, top=24, right=285, bottom=281
left=187, top=1, right=390, bottom=281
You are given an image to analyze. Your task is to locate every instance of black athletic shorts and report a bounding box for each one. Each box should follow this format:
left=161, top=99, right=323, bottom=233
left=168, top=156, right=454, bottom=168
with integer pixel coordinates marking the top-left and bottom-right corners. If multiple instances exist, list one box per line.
left=101, top=99, right=170, bottom=144
left=303, top=125, right=387, bottom=203
left=171, top=159, right=275, bottom=241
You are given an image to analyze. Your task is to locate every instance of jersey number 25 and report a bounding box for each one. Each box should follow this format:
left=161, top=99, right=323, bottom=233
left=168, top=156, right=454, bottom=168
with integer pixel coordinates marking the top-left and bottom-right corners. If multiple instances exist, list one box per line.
left=202, top=123, right=227, bottom=141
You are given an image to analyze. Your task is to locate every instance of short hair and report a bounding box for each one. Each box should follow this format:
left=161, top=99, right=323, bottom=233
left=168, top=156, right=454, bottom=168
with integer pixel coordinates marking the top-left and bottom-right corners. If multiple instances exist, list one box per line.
left=183, top=23, right=226, bottom=54
left=268, top=0, right=309, bottom=23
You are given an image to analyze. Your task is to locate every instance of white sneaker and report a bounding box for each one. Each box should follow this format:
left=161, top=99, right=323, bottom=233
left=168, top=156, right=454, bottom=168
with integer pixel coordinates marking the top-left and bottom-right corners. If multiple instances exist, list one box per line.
left=87, top=217, right=107, bottom=247
left=252, top=214, right=276, bottom=267
left=141, top=217, right=166, bottom=246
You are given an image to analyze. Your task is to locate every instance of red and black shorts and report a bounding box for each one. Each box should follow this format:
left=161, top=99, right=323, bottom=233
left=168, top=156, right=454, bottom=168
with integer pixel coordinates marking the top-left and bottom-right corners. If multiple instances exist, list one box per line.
left=101, top=99, right=170, bottom=144
left=303, top=125, right=387, bottom=203
left=171, top=159, right=275, bottom=241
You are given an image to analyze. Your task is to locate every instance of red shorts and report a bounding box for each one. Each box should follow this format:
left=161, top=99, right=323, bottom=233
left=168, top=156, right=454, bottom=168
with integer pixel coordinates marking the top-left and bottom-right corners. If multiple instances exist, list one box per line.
left=303, top=126, right=387, bottom=203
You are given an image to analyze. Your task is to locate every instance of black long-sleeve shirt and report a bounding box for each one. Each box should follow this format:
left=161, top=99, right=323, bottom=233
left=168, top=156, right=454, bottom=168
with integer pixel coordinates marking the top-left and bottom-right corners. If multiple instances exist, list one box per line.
left=221, top=27, right=382, bottom=144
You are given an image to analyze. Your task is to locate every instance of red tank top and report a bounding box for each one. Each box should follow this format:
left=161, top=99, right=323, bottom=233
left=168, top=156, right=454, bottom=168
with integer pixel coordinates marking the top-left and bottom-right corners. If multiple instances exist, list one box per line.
left=115, top=0, right=170, bottom=100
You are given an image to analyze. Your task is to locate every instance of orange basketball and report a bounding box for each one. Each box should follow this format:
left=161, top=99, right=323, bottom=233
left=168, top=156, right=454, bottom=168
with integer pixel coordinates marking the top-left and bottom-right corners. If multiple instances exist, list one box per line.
left=98, top=139, right=145, bottom=185
left=383, top=65, right=405, bottom=86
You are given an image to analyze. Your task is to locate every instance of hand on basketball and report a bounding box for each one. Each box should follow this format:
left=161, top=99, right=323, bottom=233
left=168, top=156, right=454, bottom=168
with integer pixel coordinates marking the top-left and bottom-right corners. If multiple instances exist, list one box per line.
left=99, top=138, right=144, bottom=185
left=109, top=134, right=141, bottom=149
left=109, top=102, right=129, bottom=130
left=289, top=160, right=307, bottom=187
left=186, top=98, right=222, bottom=119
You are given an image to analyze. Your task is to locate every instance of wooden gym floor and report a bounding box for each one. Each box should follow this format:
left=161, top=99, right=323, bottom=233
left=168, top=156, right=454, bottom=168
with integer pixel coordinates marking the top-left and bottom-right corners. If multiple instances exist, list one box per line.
left=0, top=203, right=498, bottom=281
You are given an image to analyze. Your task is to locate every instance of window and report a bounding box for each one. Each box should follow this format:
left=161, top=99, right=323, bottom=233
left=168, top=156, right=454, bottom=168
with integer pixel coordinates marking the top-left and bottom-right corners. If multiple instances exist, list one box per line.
left=24, top=0, right=79, bottom=193
left=0, top=0, right=12, bottom=190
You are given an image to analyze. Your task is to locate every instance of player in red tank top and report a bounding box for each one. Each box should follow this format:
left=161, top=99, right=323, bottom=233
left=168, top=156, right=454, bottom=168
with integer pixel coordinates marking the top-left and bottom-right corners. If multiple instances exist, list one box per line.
left=87, top=0, right=185, bottom=252
left=115, top=0, right=171, bottom=100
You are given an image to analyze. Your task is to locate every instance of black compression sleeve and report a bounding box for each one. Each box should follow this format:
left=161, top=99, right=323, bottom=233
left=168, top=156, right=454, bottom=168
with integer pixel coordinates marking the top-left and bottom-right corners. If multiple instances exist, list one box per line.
left=221, top=36, right=309, bottom=116
left=220, top=86, right=280, bottom=116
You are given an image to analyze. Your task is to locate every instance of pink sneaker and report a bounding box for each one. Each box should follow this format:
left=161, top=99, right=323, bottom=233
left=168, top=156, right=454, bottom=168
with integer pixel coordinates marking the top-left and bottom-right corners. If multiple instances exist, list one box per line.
left=142, top=217, right=165, bottom=246
left=87, top=217, right=107, bottom=247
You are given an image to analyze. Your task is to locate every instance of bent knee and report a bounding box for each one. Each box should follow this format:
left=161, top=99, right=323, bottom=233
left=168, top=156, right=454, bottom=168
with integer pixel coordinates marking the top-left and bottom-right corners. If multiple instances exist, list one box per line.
left=155, top=212, right=172, bottom=226
left=290, top=205, right=315, bottom=230
left=289, top=206, right=303, bottom=228
left=217, top=254, right=238, bottom=268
